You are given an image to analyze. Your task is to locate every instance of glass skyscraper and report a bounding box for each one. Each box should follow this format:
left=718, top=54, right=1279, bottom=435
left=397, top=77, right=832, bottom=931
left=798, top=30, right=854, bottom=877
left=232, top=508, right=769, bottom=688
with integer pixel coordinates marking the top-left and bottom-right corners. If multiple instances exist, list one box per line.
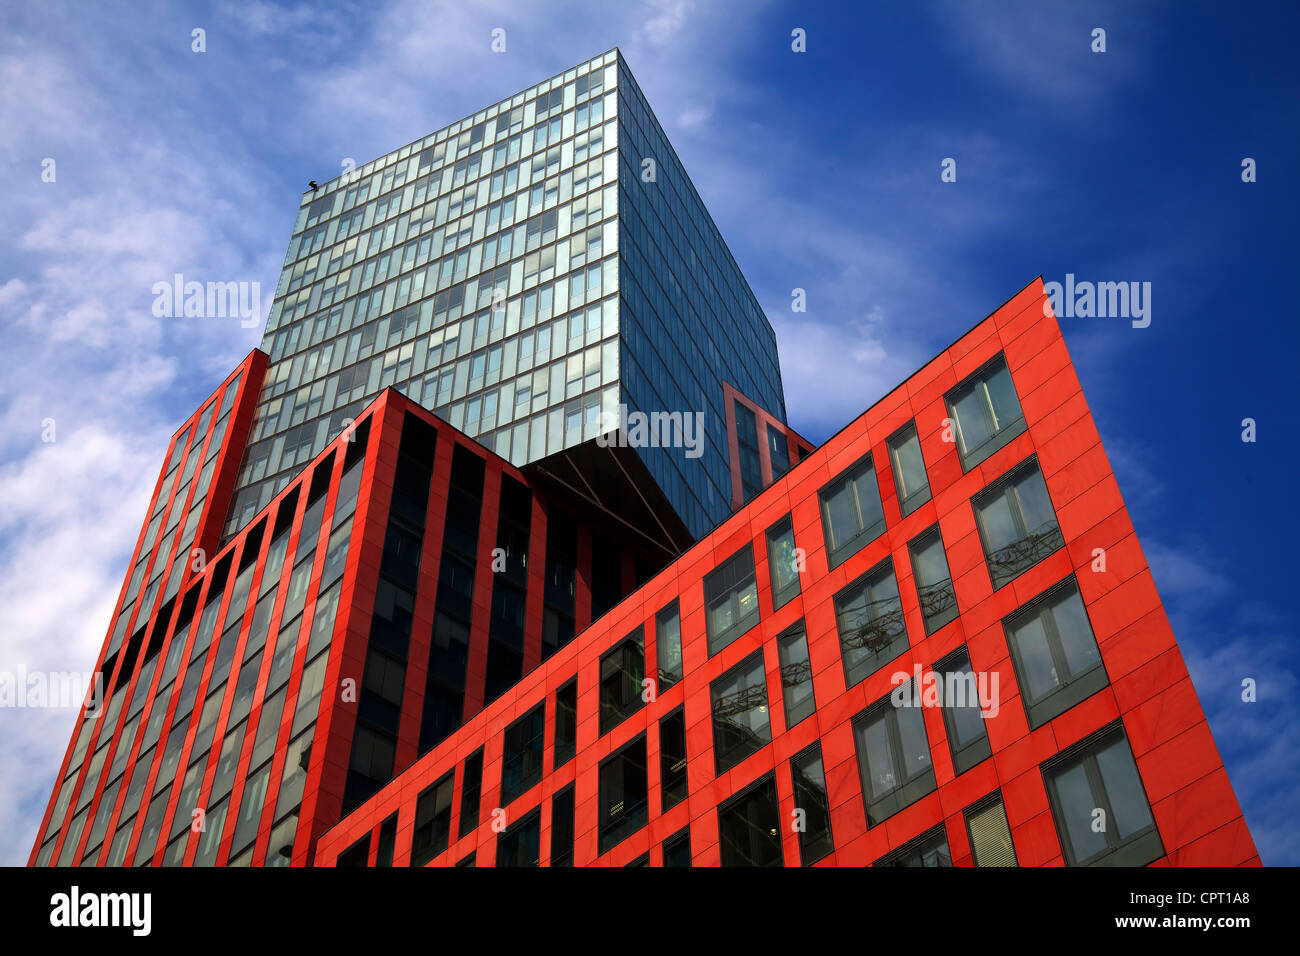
left=225, top=48, right=785, bottom=546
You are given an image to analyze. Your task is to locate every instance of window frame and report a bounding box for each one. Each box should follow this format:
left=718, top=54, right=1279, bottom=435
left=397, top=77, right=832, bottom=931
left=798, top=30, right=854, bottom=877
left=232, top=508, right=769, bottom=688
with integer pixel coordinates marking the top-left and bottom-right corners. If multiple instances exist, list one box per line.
left=765, top=514, right=801, bottom=611
left=776, top=621, right=816, bottom=729
left=818, top=454, right=886, bottom=569
left=702, top=545, right=760, bottom=656
left=886, top=422, right=931, bottom=516
left=597, top=733, right=649, bottom=855
left=852, top=683, right=938, bottom=827
left=972, top=456, right=1064, bottom=590
left=1040, top=723, right=1164, bottom=867
left=500, top=701, right=546, bottom=805
left=1003, top=576, right=1110, bottom=728
left=874, top=824, right=952, bottom=867
left=833, top=557, right=908, bottom=688
left=598, top=627, right=645, bottom=735
left=791, top=742, right=834, bottom=866
left=934, top=645, right=992, bottom=775
left=717, top=773, right=784, bottom=867
left=944, top=353, right=1027, bottom=471
left=710, top=649, right=772, bottom=776
left=964, top=790, right=1018, bottom=867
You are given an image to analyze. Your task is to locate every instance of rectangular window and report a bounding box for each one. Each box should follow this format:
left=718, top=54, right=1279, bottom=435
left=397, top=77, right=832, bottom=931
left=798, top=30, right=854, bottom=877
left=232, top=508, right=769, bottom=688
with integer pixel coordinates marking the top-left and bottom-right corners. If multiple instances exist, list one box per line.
left=550, top=784, right=575, bottom=867
left=946, top=354, right=1026, bottom=469
left=819, top=456, right=885, bottom=569
left=659, top=707, right=688, bottom=811
left=973, top=458, right=1063, bottom=589
left=767, top=424, right=790, bottom=480
left=375, top=813, right=397, bottom=866
left=765, top=515, right=801, bottom=610
left=410, top=770, right=454, bottom=866
left=777, top=623, right=815, bottom=728
left=852, top=681, right=937, bottom=826
left=599, top=628, right=645, bottom=735
left=734, top=401, right=763, bottom=502
left=908, top=526, right=958, bottom=633
left=496, top=807, right=541, bottom=867
left=791, top=743, right=833, bottom=865
left=718, top=774, right=783, bottom=867
left=1043, top=725, right=1162, bottom=866
left=1005, top=577, right=1108, bottom=727
left=834, top=559, right=907, bottom=687
left=655, top=601, right=683, bottom=689
left=875, top=825, right=952, bottom=867
left=598, top=735, right=648, bottom=854
left=458, top=748, right=484, bottom=839
left=702, top=546, right=759, bottom=656
left=338, top=834, right=370, bottom=867
left=711, top=650, right=771, bottom=775
left=965, top=792, right=1018, bottom=866
left=500, top=702, right=545, bottom=804
left=553, top=678, right=577, bottom=769
left=887, top=423, right=930, bottom=515
left=663, top=827, right=691, bottom=867
left=935, top=647, right=992, bottom=774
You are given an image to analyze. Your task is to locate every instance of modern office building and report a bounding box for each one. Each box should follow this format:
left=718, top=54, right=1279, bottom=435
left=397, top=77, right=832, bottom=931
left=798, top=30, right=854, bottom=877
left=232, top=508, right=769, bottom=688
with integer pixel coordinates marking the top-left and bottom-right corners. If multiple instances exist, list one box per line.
left=30, top=50, right=1256, bottom=868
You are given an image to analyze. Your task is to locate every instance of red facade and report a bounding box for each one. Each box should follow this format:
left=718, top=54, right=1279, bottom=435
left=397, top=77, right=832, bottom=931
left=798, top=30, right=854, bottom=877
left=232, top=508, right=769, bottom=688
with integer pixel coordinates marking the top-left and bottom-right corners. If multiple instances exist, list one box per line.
left=32, top=277, right=1257, bottom=867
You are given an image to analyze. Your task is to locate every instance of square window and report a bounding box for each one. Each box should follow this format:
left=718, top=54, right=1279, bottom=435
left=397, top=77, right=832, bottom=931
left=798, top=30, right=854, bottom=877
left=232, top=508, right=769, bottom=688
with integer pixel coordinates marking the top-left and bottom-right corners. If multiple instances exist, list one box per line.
left=1042, top=725, right=1162, bottom=866
left=663, top=827, right=691, bottom=867
left=702, top=546, right=760, bottom=656
left=852, top=680, right=937, bottom=827
left=945, top=354, right=1026, bottom=470
left=711, top=650, right=771, bottom=775
left=718, top=774, right=783, bottom=867
left=599, top=628, right=645, bottom=735
left=834, top=559, right=907, bottom=687
left=1004, top=577, right=1108, bottom=727
left=887, top=423, right=930, bottom=515
left=973, top=458, right=1064, bottom=589
left=598, top=735, right=648, bottom=854
left=908, top=526, right=958, bottom=634
left=496, top=806, right=541, bottom=867
left=819, top=456, right=885, bottom=569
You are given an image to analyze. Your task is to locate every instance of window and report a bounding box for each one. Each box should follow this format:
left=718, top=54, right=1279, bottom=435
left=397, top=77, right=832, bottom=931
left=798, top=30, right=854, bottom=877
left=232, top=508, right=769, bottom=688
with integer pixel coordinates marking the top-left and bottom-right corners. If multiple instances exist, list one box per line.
left=702, top=546, right=759, bottom=655
left=718, top=774, right=783, bottom=867
left=338, top=834, right=370, bottom=867
left=791, top=743, right=833, bottom=865
left=711, top=650, right=771, bottom=775
left=834, top=560, right=907, bottom=687
left=935, top=647, right=991, bottom=774
left=554, top=679, right=577, bottom=768
left=853, top=681, right=937, bottom=826
left=458, top=749, right=483, bottom=839
left=819, top=456, right=885, bottom=569
left=973, top=458, right=1063, bottom=589
left=777, top=623, right=815, bottom=728
left=765, top=515, right=801, bottom=610
left=598, top=735, right=648, bottom=854
left=496, top=807, right=541, bottom=867
left=965, top=792, right=1017, bottom=866
left=734, top=401, right=762, bottom=502
left=375, top=813, right=397, bottom=867
left=599, top=628, right=644, bottom=734
left=410, top=770, right=454, bottom=866
left=551, top=785, right=575, bottom=867
left=908, top=527, right=958, bottom=633
left=659, top=708, right=688, bottom=811
left=1004, top=577, right=1108, bottom=727
left=875, top=825, right=952, bottom=867
left=946, top=354, right=1026, bottom=469
left=501, top=702, right=545, bottom=804
left=887, top=423, right=930, bottom=515
left=1043, top=725, right=1162, bottom=866
left=655, top=601, right=683, bottom=689
left=767, top=424, right=790, bottom=480
left=663, top=827, right=691, bottom=867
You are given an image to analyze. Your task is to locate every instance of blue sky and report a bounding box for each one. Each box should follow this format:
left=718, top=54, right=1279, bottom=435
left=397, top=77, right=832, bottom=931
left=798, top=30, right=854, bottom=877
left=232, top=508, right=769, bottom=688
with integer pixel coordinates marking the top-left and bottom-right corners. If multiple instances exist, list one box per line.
left=2, top=0, right=1296, bottom=866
